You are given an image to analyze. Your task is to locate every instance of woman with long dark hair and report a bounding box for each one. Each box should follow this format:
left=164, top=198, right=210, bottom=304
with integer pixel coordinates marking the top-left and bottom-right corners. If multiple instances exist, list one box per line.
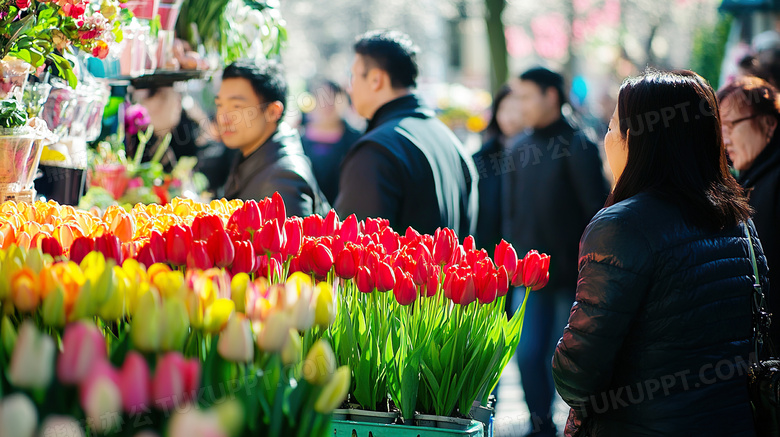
left=552, top=70, right=761, bottom=436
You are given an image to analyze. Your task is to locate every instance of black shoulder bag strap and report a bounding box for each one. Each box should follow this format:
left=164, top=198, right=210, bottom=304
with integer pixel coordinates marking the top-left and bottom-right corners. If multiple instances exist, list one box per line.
left=745, top=224, right=774, bottom=361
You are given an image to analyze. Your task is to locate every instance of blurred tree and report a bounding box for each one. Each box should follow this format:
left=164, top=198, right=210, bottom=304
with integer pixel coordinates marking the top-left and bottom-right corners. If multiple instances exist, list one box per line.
left=690, top=14, right=733, bottom=88
left=485, top=0, right=508, bottom=93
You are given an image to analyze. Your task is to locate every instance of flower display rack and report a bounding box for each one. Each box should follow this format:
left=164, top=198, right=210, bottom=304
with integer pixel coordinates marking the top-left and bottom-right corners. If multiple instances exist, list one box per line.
left=333, top=419, right=484, bottom=437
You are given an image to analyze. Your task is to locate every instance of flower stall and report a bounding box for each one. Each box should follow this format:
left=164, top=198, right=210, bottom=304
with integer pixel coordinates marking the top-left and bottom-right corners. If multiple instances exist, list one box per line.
left=0, top=194, right=549, bottom=437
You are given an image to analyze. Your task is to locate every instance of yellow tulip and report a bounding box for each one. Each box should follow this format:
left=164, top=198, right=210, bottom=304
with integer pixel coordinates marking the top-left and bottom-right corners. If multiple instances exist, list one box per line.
left=131, top=289, right=162, bottom=352
left=202, top=298, right=235, bottom=334
left=153, top=270, right=186, bottom=300
left=230, top=273, right=250, bottom=314
left=314, top=282, right=335, bottom=328
left=160, top=297, right=190, bottom=351
left=98, top=266, right=126, bottom=321
left=11, top=267, right=39, bottom=313
left=217, top=314, right=254, bottom=363
left=186, top=292, right=204, bottom=330
left=303, top=340, right=337, bottom=386
left=24, top=247, right=48, bottom=274
left=286, top=271, right=313, bottom=296
left=314, top=366, right=351, bottom=413
left=69, top=280, right=96, bottom=322
left=212, top=399, right=245, bottom=437
left=90, top=258, right=117, bottom=309
left=290, top=284, right=315, bottom=331
left=256, top=313, right=292, bottom=353
left=281, top=329, right=302, bottom=366
left=79, top=251, right=107, bottom=283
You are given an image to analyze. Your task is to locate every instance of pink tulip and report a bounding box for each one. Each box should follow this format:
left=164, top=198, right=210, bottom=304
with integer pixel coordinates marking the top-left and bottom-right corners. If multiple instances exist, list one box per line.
left=79, top=360, right=122, bottom=434
left=57, top=322, right=107, bottom=385
left=152, top=353, right=201, bottom=412
left=119, top=352, right=150, bottom=413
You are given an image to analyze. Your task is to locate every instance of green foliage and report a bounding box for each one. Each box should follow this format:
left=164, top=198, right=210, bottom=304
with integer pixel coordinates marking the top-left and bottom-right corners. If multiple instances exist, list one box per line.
left=690, top=13, right=733, bottom=89
left=0, top=98, right=28, bottom=128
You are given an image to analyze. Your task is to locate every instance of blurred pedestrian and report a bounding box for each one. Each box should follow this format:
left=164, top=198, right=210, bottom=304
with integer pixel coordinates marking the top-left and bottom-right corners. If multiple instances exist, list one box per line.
left=335, top=30, right=478, bottom=237
left=718, top=76, right=780, bottom=343
left=219, top=60, right=329, bottom=216
left=505, top=67, right=610, bottom=436
left=301, top=79, right=362, bottom=205
left=554, top=69, right=758, bottom=437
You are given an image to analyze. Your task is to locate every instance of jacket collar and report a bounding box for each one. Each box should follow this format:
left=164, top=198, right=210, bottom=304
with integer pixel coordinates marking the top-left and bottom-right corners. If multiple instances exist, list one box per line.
left=367, top=94, right=433, bottom=132
left=231, top=122, right=301, bottom=181
left=738, top=135, right=780, bottom=187
left=531, top=116, right=573, bottom=138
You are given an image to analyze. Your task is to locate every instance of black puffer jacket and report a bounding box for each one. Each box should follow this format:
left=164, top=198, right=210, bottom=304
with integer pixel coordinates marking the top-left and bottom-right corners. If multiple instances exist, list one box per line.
left=552, top=192, right=760, bottom=437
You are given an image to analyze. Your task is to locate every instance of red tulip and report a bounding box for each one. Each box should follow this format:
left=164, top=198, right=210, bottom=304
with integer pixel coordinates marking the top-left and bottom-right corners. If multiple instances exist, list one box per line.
left=192, top=214, right=223, bottom=241
left=376, top=262, right=395, bottom=292
left=452, top=270, right=476, bottom=306
left=269, top=192, right=287, bottom=223
left=443, top=266, right=457, bottom=300
left=356, top=266, right=374, bottom=293
left=338, top=214, right=359, bottom=244
left=449, top=245, right=467, bottom=268
left=232, top=241, right=256, bottom=274
left=495, top=240, right=518, bottom=281
left=322, top=210, right=340, bottom=236
left=335, top=244, right=361, bottom=279
left=303, top=215, right=324, bottom=238
left=149, top=230, right=166, bottom=262
left=463, top=235, right=476, bottom=252
left=405, top=226, right=421, bottom=242
left=206, top=228, right=234, bottom=268
left=393, top=271, right=417, bottom=306
left=152, top=352, right=200, bottom=411
left=95, top=234, right=123, bottom=264
left=57, top=321, right=107, bottom=385
left=69, top=236, right=94, bottom=264
left=362, top=218, right=389, bottom=236
left=497, top=266, right=510, bottom=297
left=136, top=244, right=155, bottom=268
left=242, top=200, right=263, bottom=232
left=311, top=242, right=334, bottom=277
left=164, top=224, right=192, bottom=266
left=433, top=228, right=457, bottom=265
left=122, top=241, right=140, bottom=262
left=119, top=352, right=150, bottom=413
left=380, top=227, right=399, bottom=254
left=41, top=236, right=63, bottom=258
left=415, top=242, right=433, bottom=264
left=477, top=273, right=498, bottom=304
left=467, top=248, right=490, bottom=268
left=254, top=220, right=285, bottom=255
left=282, top=217, right=303, bottom=258
left=533, top=270, right=550, bottom=291
left=187, top=241, right=213, bottom=270
left=425, top=265, right=441, bottom=297
left=412, top=260, right=431, bottom=286
left=514, top=250, right=551, bottom=291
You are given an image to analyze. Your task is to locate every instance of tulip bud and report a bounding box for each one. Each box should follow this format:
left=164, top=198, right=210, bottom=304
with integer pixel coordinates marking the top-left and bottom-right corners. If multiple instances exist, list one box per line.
left=1, top=316, right=16, bottom=356
left=314, top=282, right=335, bottom=328
left=9, top=321, right=55, bottom=390
left=494, top=240, right=518, bottom=281
left=231, top=241, right=255, bottom=275
left=160, top=298, right=190, bottom=351
left=149, top=229, right=166, bottom=262
left=119, top=352, right=150, bottom=413
left=267, top=192, right=287, bottom=224
left=314, top=366, right=351, bottom=413
left=238, top=200, right=262, bottom=233
left=95, top=234, right=123, bottom=264
left=192, top=214, right=223, bottom=241
left=477, top=273, right=498, bottom=305
left=207, top=228, right=235, bottom=269
left=165, top=224, right=193, bottom=266
left=393, top=271, right=417, bottom=306
left=57, top=321, right=107, bottom=385
left=375, top=262, right=395, bottom=292
left=187, top=241, right=214, bottom=271
left=254, top=219, right=285, bottom=255
left=380, top=227, right=399, bottom=254
left=80, top=360, right=122, bottom=434
left=131, top=290, right=162, bottom=352
left=98, top=266, right=126, bottom=321
left=231, top=273, right=251, bottom=313
left=335, top=244, right=360, bottom=279
left=218, top=315, right=254, bottom=363
left=338, top=214, right=359, bottom=244
left=41, top=236, right=63, bottom=258
left=303, top=215, right=324, bottom=238
left=322, top=210, right=340, bottom=236
left=425, top=265, right=440, bottom=298
left=281, top=329, right=302, bottom=366
left=282, top=217, right=303, bottom=258
left=11, top=267, right=39, bottom=313
left=0, top=393, right=37, bottom=437
left=69, top=236, right=94, bottom=265
left=497, top=266, right=510, bottom=297
left=256, top=312, right=292, bottom=353
left=153, top=353, right=200, bottom=412
left=433, top=228, right=457, bottom=265
left=356, top=266, right=374, bottom=293
left=202, top=298, right=236, bottom=334
left=136, top=244, right=156, bottom=268
left=303, top=340, right=337, bottom=385
left=39, top=416, right=85, bottom=437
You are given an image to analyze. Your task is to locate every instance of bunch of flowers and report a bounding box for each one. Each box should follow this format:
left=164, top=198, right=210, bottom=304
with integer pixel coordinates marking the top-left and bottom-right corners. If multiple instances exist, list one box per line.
left=0, top=0, right=129, bottom=86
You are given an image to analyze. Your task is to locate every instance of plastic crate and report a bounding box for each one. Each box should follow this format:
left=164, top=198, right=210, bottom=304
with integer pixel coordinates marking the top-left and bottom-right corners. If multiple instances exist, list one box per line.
left=332, top=419, right=484, bottom=437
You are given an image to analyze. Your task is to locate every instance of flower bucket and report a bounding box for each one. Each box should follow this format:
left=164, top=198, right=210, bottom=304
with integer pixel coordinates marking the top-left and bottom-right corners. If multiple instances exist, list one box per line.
left=0, top=57, right=32, bottom=100
left=468, top=404, right=494, bottom=437
left=158, top=0, right=184, bottom=31
left=333, top=419, right=484, bottom=437
left=332, top=409, right=350, bottom=421
left=125, top=0, right=159, bottom=19
left=348, top=409, right=398, bottom=424
left=413, top=413, right=473, bottom=430
left=91, top=163, right=129, bottom=200
left=0, top=127, right=40, bottom=192
left=34, top=165, right=86, bottom=206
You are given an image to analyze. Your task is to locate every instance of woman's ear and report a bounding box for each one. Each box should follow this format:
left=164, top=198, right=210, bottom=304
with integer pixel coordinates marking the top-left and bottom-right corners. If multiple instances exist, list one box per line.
left=763, top=115, right=778, bottom=139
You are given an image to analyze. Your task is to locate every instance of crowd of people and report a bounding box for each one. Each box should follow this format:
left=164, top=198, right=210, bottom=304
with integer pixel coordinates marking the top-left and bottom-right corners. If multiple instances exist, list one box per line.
left=200, top=29, right=778, bottom=437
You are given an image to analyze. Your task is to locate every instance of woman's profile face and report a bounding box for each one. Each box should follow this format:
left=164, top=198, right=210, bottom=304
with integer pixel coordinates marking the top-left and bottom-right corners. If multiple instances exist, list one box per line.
left=495, top=91, right=525, bottom=138
left=720, top=96, right=774, bottom=172
left=605, top=102, right=628, bottom=183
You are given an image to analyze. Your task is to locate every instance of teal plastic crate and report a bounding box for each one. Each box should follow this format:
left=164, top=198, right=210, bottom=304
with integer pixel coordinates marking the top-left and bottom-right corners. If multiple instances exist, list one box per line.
left=332, top=419, right=484, bottom=437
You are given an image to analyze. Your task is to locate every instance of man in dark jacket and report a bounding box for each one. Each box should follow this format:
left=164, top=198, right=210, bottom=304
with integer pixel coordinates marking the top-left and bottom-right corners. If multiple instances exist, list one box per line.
left=219, top=60, right=329, bottom=217
left=334, top=30, right=478, bottom=237
left=504, top=67, right=610, bottom=436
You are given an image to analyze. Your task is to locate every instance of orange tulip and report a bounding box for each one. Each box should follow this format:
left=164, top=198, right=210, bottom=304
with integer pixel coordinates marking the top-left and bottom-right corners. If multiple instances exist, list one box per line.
left=110, top=212, right=135, bottom=243
left=11, top=268, right=39, bottom=313
left=16, top=231, right=31, bottom=250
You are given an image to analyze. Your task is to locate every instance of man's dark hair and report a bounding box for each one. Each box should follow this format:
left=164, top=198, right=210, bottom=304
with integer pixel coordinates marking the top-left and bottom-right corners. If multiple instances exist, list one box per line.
left=223, top=60, right=288, bottom=116
left=354, top=30, right=419, bottom=89
left=519, top=67, right=568, bottom=109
